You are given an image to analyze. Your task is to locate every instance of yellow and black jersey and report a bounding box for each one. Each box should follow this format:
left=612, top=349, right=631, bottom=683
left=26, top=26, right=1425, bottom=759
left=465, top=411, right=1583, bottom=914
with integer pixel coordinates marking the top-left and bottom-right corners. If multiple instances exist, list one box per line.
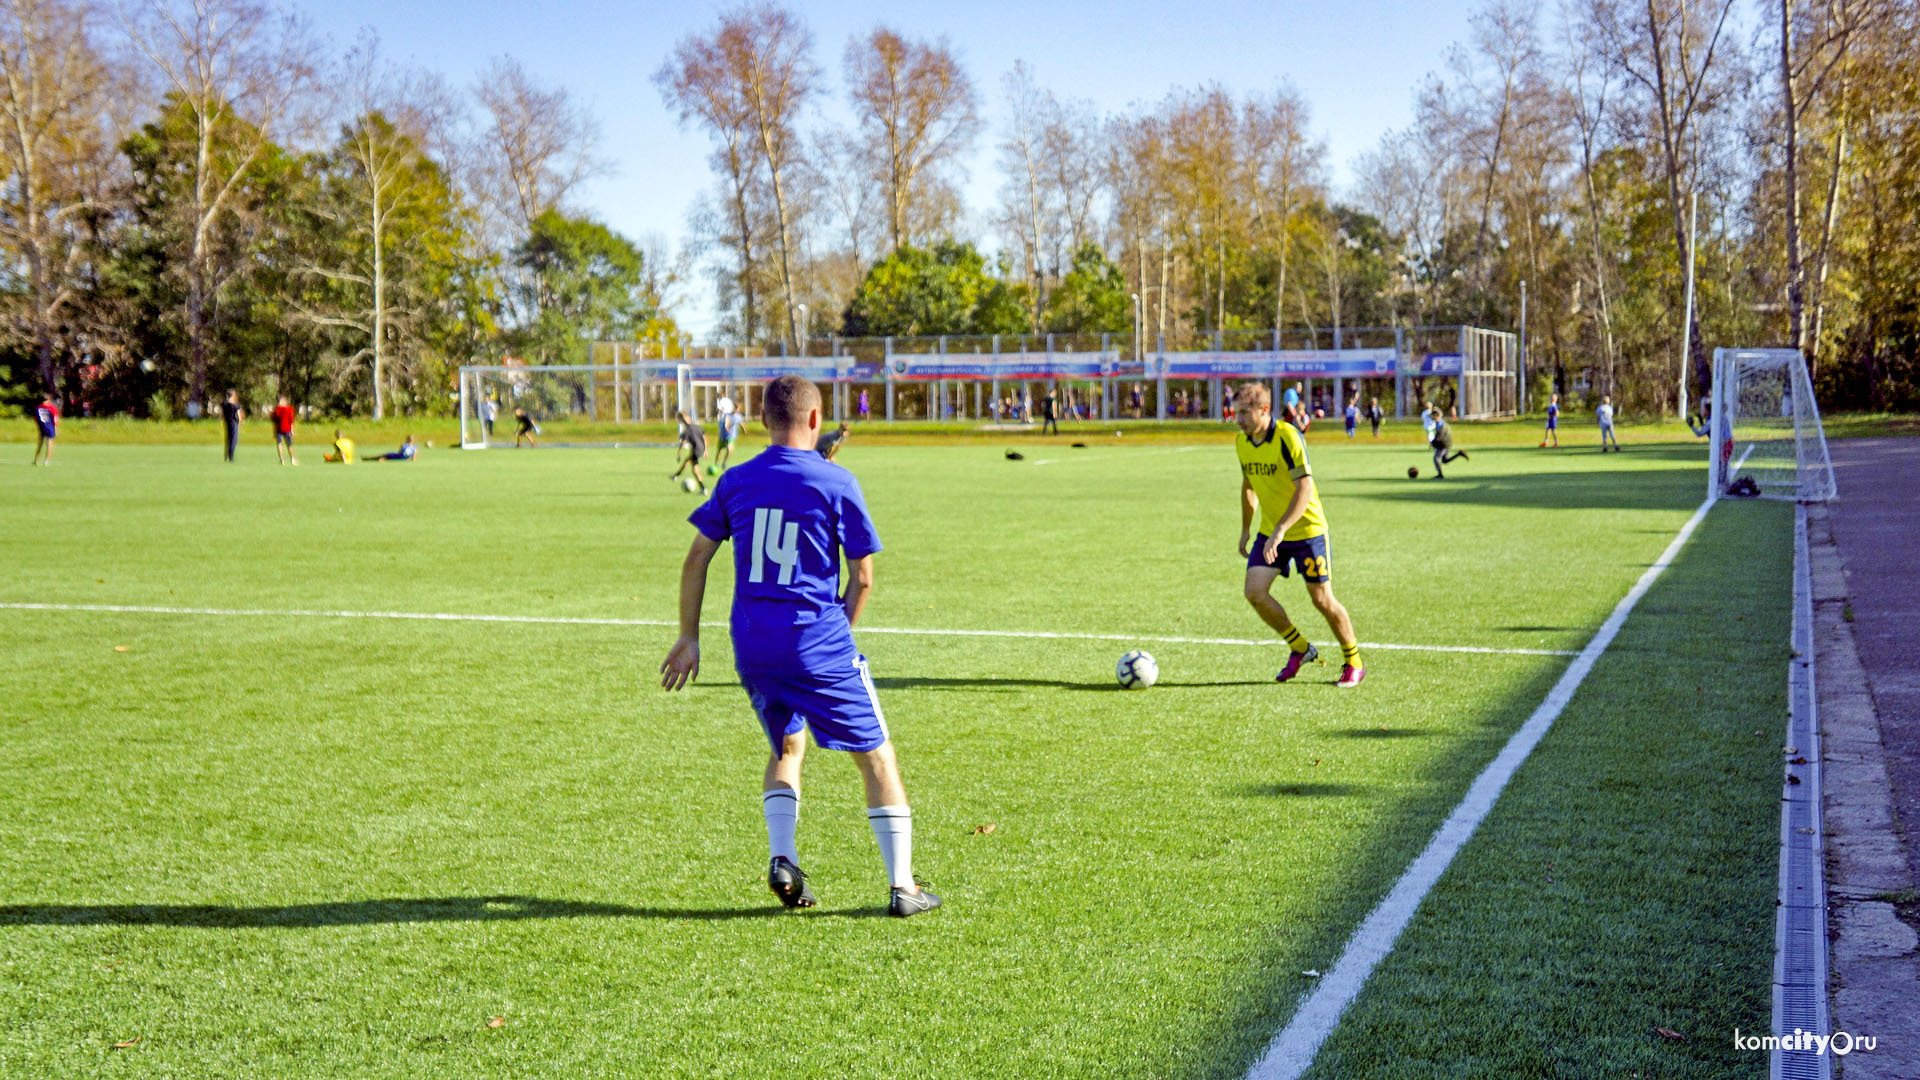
left=1236, top=419, right=1326, bottom=541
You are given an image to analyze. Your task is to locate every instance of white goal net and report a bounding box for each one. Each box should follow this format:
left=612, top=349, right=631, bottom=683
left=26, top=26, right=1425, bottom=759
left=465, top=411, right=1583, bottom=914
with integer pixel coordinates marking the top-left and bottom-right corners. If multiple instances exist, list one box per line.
left=1708, top=348, right=1836, bottom=501
left=458, top=364, right=680, bottom=448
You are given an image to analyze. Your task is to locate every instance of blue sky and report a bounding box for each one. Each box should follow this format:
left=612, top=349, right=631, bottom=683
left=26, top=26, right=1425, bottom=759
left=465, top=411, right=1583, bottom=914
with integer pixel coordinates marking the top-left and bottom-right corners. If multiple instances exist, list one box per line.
left=305, top=0, right=1484, bottom=334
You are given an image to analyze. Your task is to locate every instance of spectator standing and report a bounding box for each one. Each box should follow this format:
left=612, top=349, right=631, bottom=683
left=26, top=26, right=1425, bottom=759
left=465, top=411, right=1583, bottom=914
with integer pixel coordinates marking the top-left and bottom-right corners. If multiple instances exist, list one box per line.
left=219, top=390, right=244, bottom=462
left=31, top=395, right=58, bottom=465
left=1367, top=397, right=1383, bottom=437
left=1597, top=396, right=1621, bottom=452
left=271, top=397, right=299, bottom=465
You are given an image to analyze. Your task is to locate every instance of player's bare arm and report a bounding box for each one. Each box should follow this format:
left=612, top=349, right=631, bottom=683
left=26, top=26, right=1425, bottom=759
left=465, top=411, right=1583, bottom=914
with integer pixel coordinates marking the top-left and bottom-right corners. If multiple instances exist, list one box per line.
left=842, top=553, right=875, bottom=625
left=1263, top=477, right=1316, bottom=563
left=1239, top=476, right=1258, bottom=556
left=661, top=533, right=722, bottom=690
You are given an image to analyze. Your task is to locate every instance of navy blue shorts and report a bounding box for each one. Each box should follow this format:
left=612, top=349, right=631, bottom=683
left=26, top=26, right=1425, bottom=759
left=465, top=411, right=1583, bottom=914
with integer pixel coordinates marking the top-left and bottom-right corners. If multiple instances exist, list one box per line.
left=38, top=423, right=56, bottom=439
left=1248, top=533, right=1330, bottom=583
left=739, top=655, right=889, bottom=757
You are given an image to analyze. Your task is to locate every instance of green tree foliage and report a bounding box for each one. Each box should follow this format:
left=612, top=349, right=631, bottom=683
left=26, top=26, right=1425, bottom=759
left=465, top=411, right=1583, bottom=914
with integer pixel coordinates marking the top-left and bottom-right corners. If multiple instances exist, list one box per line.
left=298, top=111, right=486, bottom=416
left=1044, top=242, right=1129, bottom=333
left=105, top=95, right=306, bottom=415
left=842, top=241, right=1028, bottom=336
left=510, top=209, right=673, bottom=367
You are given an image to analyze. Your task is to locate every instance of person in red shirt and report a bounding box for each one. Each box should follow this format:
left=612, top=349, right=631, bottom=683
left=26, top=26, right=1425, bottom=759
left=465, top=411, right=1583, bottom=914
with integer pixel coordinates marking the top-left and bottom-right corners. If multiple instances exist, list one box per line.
left=271, top=397, right=299, bottom=465
left=31, top=396, right=58, bottom=466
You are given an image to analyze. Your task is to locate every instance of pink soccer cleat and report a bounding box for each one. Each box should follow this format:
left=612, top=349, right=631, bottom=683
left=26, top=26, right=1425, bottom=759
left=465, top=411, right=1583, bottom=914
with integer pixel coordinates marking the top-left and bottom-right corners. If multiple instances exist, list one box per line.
left=1276, top=645, right=1319, bottom=682
left=1337, top=665, right=1367, bottom=689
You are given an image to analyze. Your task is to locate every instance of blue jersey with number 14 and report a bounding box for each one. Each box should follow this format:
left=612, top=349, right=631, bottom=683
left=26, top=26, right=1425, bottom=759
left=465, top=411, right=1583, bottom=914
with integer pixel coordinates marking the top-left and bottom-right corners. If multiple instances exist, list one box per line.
left=688, top=445, right=882, bottom=674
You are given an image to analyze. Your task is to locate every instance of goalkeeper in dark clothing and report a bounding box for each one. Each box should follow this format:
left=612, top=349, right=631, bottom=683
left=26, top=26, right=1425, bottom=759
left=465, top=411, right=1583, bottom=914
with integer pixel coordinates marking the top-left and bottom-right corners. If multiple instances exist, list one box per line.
left=1428, top=406, right=1469, bottom=479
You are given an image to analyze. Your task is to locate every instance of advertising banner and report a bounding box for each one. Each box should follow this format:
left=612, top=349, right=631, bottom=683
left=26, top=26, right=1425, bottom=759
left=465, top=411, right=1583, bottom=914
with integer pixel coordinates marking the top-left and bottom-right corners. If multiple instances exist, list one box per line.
left=1145, top=349, right=1399, bottom=378
left=884, top=351, right=1120, bottom=380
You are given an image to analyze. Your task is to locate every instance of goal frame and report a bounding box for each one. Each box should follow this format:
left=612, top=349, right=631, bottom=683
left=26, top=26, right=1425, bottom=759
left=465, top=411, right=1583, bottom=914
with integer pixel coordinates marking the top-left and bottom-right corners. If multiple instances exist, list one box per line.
left=1707, top=347, right=1836, bottom=502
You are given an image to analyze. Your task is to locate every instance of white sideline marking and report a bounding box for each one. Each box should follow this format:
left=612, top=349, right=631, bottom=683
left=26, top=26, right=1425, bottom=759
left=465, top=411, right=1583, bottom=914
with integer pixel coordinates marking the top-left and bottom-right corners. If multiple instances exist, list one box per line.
left=0, top=602, right=1574, bottom=658
left=1245, top=494, right=1716, bottom=1080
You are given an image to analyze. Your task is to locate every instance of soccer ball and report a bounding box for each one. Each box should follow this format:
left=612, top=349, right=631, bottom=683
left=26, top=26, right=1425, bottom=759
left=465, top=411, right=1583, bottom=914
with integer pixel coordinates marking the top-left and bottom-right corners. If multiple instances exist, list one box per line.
left=679, top=477, right=700, bottom=493
left=704, top=464, right=717, bottom=476
left=1116, top=650, right=1158, bottom=690
left=1407, top=466, right=1419, bottom=479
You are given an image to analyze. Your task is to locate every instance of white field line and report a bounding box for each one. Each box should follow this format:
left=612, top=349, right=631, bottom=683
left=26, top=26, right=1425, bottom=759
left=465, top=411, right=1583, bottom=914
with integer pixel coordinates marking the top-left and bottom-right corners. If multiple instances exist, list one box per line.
left=1245, top=493, right=1717, bottom=1080
left=0, top=602, right=1574, bottom=658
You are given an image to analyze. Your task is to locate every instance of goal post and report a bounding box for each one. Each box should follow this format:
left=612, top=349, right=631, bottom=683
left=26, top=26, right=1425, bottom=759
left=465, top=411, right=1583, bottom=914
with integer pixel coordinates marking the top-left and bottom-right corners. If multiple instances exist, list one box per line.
left=458, top=364, right=684, bottom=449
left=1708, top=348, right=1836, bottom=502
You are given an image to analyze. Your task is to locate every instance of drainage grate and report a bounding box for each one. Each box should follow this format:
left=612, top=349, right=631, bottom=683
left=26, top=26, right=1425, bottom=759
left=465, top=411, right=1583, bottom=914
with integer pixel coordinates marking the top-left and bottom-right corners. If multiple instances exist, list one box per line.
left=1772, top=506, right=1831, bottom=1080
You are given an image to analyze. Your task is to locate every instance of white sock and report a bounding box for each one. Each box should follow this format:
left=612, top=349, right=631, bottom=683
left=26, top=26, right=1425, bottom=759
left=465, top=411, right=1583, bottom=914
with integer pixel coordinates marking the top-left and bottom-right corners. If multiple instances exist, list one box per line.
left=762, top=789, right=799, bottom=864
left=867, top=805, right=913, bottom=890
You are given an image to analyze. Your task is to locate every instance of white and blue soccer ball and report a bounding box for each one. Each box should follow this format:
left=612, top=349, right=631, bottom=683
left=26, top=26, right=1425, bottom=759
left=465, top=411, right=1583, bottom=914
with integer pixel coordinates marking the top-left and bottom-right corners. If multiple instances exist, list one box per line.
left=1116, top=650, right=1158, bottom=690
left=679, top=476, right=701, bottom=493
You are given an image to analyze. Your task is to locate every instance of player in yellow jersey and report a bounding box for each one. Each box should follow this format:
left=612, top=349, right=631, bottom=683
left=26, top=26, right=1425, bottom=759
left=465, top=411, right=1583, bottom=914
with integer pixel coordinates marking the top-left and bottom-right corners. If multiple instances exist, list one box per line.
left=1233, top=382, right=1365, bottom=687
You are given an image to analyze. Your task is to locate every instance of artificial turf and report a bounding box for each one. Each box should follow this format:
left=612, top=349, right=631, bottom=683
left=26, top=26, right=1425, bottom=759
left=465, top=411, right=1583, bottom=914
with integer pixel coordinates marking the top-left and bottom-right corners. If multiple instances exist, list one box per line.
left=0, top=431, right=1783, bottom=1078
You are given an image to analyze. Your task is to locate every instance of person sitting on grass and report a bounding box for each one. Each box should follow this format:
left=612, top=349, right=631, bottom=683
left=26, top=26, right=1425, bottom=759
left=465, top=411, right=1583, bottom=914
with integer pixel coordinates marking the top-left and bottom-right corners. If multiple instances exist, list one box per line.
left=1428, top=406, right=1469, bottom=479
left=323, top=429, right=355, bottom=463
left=369, top=435, right=418, bottom=461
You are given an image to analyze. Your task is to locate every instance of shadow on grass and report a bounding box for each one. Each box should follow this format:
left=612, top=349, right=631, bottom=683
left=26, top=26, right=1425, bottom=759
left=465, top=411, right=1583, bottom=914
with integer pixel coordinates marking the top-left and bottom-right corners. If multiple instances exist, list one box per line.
left=872, top=676, right=1272, bottom=692
left=0, top=895, right=890, bottom=927
left=1230, top=782, right=1368, bottom=798
left=1347, top=463, right=1703, bottom=512
left=1330, top=726, right=1432, bottom=739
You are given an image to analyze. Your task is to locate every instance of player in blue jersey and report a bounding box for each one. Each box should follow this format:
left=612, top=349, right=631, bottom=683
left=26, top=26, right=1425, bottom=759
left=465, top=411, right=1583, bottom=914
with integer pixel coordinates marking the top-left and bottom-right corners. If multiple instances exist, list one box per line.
left=1541, top=393, right=1560, bottom=448
left=1343, top=396, right=1358, bottom=439
left=1281, top=381, right=1309, bottom=431
left=660, top=375, right=940, bottom=918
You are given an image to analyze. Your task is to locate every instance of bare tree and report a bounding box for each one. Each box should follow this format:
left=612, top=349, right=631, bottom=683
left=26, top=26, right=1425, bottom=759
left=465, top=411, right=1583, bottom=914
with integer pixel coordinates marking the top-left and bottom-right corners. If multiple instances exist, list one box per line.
left=844, top=25, right=976, bottom=253
left=1775, top=0, right=1876, bottom=367
left=0, top=0, right=121, bottom=395
left=121, top=0, right=317, bottom=409
left=996, top=60, right=1054, bottom=331
left=1419, top=0, right=1548, bottom=313
left=1563, top=15, right=1620, bottom=397
left=295, top=32, right=459, bottom=417
left=1593, top=0, right=1740, bottom=395
left=1243, top=87, right=1321, bottom=332
left=472, top=54, right=603, bottom=236
left=657, top=3, right=816, bottom=347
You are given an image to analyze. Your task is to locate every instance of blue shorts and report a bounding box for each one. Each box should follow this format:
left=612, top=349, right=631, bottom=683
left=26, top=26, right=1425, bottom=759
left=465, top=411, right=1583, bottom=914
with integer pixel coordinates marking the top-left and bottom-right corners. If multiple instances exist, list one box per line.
left=1545, top=417, right=1558, bottom=430
left=739, top=655, right=889, bottom=757
left=38, top=423, right=56, bottom=439
left=1248, top=533, right=1330, bottom=583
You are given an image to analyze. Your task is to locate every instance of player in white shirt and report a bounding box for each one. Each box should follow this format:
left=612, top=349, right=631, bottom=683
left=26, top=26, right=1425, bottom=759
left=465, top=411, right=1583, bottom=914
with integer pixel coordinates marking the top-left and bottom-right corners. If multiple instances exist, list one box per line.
left=1596, top=396, right=1620, bottom=453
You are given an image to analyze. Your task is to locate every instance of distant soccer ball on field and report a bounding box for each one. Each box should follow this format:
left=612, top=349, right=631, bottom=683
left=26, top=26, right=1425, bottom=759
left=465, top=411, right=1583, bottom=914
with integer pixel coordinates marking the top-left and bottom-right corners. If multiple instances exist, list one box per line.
left=1116, top=649, right=1158, bottom=690
left=704, top=464, right=717, bottom=476
left=680, top=477, right=700, bottom=493
left=1407, top=466, right=1419, bottom=479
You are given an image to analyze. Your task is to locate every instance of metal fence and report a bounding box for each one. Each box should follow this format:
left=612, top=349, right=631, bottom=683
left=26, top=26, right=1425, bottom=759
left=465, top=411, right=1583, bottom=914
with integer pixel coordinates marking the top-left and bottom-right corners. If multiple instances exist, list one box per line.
left=553, top=326, right=1517, bottom=426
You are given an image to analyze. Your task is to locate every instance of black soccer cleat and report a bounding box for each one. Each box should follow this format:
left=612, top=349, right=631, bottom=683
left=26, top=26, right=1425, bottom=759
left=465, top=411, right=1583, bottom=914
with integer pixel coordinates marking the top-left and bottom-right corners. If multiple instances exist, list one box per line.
left=887, top=883, right=942, bottom=918
left=768, top=856, right=817, bottom=909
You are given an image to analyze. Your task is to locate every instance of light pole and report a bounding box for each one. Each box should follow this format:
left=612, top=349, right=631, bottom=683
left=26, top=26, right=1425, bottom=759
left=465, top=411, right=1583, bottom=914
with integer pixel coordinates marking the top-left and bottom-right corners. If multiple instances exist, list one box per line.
left=795, top=303, right=808, bottom=358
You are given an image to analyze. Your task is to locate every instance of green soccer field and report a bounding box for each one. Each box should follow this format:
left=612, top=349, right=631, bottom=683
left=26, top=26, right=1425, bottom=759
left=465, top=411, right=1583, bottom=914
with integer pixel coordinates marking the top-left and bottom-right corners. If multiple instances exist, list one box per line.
left=0, top=435, right=1789, bottom=1078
